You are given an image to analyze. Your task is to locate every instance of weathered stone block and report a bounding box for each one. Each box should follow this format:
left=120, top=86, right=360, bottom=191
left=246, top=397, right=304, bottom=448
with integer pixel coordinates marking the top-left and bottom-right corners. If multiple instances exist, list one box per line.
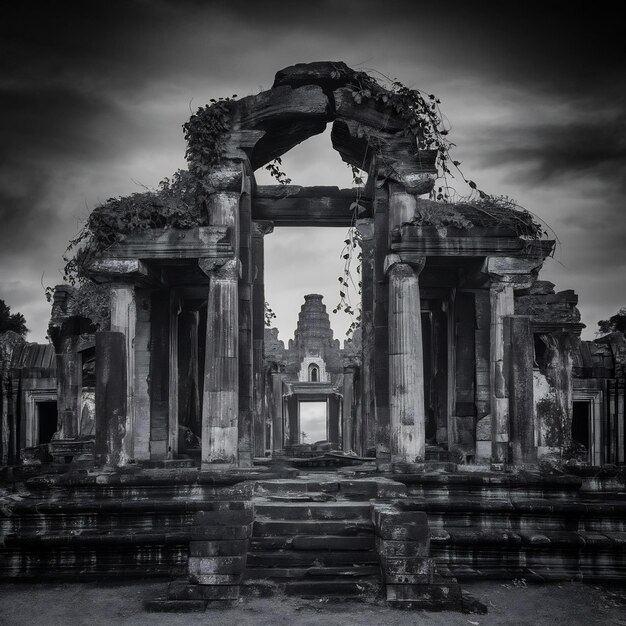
left=193, top=510, right=254, bottom=526
left=376, top=538, right=430, bottom=557
left=475, top=414, right=492, bottom=441
left=386, top=581, right=462, bottom=604
left=187, top=556, right=245, bottom=576
left=188, top=573, right=242, bottom=586
left=381, top=556, right=435, bottom=577
left=190, top=524, right=252, bottom=541
left=189, top=540, right=248, bottom=557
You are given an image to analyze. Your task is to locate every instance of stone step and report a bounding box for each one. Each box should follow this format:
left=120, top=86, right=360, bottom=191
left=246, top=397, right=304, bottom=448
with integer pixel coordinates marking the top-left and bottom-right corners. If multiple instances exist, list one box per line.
left=2, top=529, right=188, bottom=547
left=254, top=477, right=406, bottom=500
left=284, top=578, right=380, bottom=597
left=253, top=519, right=374, bottom=537
left=244, top=565, right=380, bottom=580
left=249, top=535, right=375, bottom=552
left=0, top=545, right=187, bottom=579
left=431, top=528, right=626, bottom=549
left=254, top=501, right=371, bottom=521
left=254, top=480, right=340, bottom=495
left=246, top=550, right=378, bottom=568
left=435, top=546, right=626, bottom=583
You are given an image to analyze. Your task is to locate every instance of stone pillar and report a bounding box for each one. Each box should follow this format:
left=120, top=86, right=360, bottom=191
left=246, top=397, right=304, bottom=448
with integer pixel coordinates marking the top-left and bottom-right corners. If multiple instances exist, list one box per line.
left=95, top=331, right=127, bottom=466
left=109, top=282, right=136, bottom=462
left=357, top=218, right=375, bottom=455
left=386, top=254, right=426, bottom=463
left=543, top=330, right=577, bottom=453
left=507, top=315, right=536, bottom=463
left=486, top=257, right=540, bottom=462
left=271, top=371, right=284, bottom=452
left=252, top=221, right=274, bottom=458
left=56, top=352, right=81, bottom=439
left=342, top=365, right=355, bottom=452
left=238, top=172, right=254, bottom=467
left=286, top=395, right=299, bottom=445
left=373, top=175, right=391, bottom=466
left=489, top=279, right=514, bottom=463
left=328, top=394, right=341, bottom=448
left=199, top=259, right=240, bottom=468
left=388, top=182, right=417, bottom=229
left=168, top=291, right=181, bottom=457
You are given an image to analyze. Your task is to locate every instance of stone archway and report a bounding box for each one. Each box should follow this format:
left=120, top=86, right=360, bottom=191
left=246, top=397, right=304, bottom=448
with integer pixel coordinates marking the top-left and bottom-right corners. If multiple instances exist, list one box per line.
left=194, top=61, right=438, bottom=468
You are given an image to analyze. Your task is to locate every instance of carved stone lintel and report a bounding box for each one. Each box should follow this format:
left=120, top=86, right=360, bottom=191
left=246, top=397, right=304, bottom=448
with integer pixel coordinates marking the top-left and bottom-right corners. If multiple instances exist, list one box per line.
left=485, top=256, right=542, bottom=290
left=88, top=258, right=158, bottom=285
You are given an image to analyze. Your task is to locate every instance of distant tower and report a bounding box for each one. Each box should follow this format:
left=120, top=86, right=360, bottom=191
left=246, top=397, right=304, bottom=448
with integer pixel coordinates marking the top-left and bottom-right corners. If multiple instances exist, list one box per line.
left=286, top=294, right=343, bottom=383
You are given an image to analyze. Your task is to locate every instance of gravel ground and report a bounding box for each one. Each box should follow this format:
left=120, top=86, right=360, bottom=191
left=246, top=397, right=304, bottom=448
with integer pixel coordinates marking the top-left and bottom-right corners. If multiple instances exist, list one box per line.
left=0, top=579, right=625, bottom=626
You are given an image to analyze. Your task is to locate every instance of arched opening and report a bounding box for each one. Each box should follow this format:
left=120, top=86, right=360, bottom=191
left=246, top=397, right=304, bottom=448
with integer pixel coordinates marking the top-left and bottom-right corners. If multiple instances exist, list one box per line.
left=309, top=364, right=319, bottom=382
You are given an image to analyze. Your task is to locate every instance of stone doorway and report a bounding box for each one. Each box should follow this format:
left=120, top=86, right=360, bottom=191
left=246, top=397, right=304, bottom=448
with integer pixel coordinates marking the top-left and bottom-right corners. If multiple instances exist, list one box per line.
left=299, top=400, right=327, bottom=443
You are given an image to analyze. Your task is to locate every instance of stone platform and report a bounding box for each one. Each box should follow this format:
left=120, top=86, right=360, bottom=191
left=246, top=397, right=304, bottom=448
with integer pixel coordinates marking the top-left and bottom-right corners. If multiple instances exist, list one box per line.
left=0, top=464, right=624, bottom=598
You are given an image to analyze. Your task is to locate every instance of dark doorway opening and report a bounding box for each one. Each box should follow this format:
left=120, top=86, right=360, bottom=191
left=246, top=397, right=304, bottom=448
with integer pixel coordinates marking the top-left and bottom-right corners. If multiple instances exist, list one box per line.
left=572, top=400, right=590, bottom=459
left=37, top=401, right=58, bottom=445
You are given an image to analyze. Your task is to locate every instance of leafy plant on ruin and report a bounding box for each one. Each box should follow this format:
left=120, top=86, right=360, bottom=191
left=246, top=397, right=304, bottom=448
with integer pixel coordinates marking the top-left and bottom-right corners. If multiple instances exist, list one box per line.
left=333, top=66, right=551, bottom=337
left=52, top=169, right=202, bottom=291
left=264, top=301, right=277, bottom=327
left=183, top=95, right=237, bottom=203
left=67, top=282, right=111, bottom=330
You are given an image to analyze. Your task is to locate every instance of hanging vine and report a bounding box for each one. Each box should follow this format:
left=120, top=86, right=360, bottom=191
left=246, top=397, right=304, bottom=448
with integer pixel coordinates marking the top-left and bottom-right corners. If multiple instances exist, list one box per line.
left=332, top=66, right=553, bottom=338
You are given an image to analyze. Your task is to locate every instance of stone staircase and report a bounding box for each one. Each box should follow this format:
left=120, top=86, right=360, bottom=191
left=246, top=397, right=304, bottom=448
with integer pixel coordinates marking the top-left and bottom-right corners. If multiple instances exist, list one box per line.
left=246, top=477, right=381, bottom=598
left=0, top=466, right=624, bottom=589
left=393, top=472, right=626, bottom=582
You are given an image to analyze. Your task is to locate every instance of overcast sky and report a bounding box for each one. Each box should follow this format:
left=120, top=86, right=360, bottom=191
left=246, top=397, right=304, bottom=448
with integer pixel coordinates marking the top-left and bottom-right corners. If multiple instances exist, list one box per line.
left=1, top=0, right=624, bottom=344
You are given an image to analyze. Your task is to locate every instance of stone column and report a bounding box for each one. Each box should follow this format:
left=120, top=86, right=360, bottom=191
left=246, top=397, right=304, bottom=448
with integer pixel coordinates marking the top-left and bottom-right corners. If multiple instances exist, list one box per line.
left=109, top=282, right=136, bottom=462
left=328, top=394, right=341, bottom=448
left=56, top=353, right=81, bottom=440
left=486, top=257, right=540, bottom=463
left=199, top=259, right=240, bottom=468
left=506, top=315, right=536, bottom=463
left=386, top=254, right=426, bottom=463
left=271, top=371, right=284, bottom=452
left=238, top=172, right=254, bottom=467
left=356, top=218, right=375, bottom=455
left=373, top=176, right=391, bottom=466
left=342, top=365, right=355, bottom=452
left=168, top=291, right=181, bottom=457
left=95, top=331, right=127, bottom=466
left=488, top=279, right=514, bottom=463
left=543, top=330, right=577, bottom=454
left=252, top=221, right=274, bottom=458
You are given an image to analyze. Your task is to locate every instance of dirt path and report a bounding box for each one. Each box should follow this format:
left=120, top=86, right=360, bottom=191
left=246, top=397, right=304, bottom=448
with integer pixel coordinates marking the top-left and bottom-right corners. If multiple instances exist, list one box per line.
left=0, top=579, right=624, bottom=626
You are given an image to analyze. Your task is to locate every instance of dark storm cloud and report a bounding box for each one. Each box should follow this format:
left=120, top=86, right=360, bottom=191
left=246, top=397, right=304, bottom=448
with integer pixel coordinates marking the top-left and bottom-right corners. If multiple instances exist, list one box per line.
left=480, top=110, right=626, bottom=191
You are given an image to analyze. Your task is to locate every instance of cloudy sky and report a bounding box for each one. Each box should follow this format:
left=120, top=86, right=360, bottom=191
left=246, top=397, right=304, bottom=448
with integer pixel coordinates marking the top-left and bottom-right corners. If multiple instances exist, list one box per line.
left=1, top=0, right=624, bottom=344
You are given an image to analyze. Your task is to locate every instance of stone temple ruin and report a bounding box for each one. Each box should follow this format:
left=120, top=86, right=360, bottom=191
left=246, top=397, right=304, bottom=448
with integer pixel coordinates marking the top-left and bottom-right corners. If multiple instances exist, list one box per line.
left=0, top=62, right=624, bottom=611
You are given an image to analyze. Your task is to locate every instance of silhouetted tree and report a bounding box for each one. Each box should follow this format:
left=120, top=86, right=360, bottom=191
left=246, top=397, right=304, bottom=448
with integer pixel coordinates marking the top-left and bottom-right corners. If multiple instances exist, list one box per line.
left=597, top=307, right=626, bottom=337
left=0, top=299, right=28, bottom=336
